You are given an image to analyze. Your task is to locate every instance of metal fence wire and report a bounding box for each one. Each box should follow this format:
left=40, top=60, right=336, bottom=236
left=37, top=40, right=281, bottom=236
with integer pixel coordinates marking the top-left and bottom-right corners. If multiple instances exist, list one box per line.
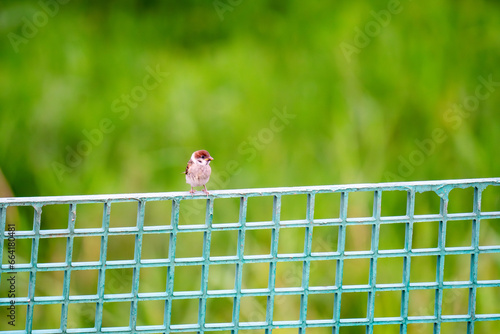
left=0, top=178, right=499, bottom=333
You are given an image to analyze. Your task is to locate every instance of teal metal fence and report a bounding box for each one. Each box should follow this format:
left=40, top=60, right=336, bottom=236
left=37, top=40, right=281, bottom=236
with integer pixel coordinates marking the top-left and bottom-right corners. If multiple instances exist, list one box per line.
left=0, top=178, right=499, bottom=333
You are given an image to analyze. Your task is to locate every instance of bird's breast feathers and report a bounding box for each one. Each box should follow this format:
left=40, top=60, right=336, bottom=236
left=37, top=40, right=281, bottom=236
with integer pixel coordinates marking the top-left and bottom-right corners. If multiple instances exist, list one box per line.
left=185, top=163, right=211, bottom=186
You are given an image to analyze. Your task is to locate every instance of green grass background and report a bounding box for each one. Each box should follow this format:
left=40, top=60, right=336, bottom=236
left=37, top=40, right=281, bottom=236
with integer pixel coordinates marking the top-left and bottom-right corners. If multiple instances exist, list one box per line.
left=0, top=0, right=500, bottom=332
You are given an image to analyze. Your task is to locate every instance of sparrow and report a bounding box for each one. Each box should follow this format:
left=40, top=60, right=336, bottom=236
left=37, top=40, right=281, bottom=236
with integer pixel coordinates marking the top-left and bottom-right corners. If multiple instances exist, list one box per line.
left=183, top=150, right=214, bottom=195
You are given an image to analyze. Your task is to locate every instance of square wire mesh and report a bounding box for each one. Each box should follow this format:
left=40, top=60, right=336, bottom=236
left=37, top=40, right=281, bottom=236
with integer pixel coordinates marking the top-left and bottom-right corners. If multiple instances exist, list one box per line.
left=0, top=178, right=499, bottom=333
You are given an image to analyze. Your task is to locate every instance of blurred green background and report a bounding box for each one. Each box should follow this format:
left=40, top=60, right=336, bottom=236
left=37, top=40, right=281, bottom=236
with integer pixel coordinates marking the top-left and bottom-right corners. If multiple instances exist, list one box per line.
left=1, top=0, right=500, bottom=332
left=0, top=0, right=499, bottom=197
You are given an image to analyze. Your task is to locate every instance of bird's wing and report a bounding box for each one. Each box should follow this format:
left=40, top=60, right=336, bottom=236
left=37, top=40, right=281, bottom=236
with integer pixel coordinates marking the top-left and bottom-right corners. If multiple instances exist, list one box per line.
left=183, top=160, right=193, bottom=174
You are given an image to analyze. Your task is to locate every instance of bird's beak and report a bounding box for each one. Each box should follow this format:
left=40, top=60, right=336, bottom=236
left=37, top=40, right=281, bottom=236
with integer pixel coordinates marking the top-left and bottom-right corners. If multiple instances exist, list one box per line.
left=205, top=157, right=214, bottom=161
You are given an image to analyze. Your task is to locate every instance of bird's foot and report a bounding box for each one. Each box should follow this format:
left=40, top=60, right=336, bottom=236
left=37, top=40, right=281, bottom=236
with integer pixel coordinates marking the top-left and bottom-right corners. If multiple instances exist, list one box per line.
left=189, top=188, right=195, bottom=195
left=202, top=186, right=210, bottom=196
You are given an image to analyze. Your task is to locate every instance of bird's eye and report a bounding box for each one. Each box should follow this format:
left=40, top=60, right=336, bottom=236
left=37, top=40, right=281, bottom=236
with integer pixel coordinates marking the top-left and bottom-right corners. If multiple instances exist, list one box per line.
left=201, top=155, right=205, bottom=159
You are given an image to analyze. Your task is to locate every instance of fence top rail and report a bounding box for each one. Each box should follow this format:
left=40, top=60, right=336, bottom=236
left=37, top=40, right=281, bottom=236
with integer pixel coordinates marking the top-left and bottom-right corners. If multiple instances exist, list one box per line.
left=1, top=178, right=499, bottom=206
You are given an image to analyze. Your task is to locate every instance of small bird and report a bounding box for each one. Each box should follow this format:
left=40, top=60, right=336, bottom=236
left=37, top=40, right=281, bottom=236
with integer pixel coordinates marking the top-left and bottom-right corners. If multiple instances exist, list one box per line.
left=184, top=150, right=214, bottom=195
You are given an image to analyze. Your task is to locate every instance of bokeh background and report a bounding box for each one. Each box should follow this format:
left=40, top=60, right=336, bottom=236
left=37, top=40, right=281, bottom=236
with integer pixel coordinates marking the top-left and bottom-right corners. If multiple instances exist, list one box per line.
left=1, top=0, right=499, bottom=332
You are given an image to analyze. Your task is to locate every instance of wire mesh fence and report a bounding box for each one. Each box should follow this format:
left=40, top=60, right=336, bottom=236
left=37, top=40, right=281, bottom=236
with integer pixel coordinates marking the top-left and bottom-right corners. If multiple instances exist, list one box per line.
left=0, top=178, right=499, bottom=333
